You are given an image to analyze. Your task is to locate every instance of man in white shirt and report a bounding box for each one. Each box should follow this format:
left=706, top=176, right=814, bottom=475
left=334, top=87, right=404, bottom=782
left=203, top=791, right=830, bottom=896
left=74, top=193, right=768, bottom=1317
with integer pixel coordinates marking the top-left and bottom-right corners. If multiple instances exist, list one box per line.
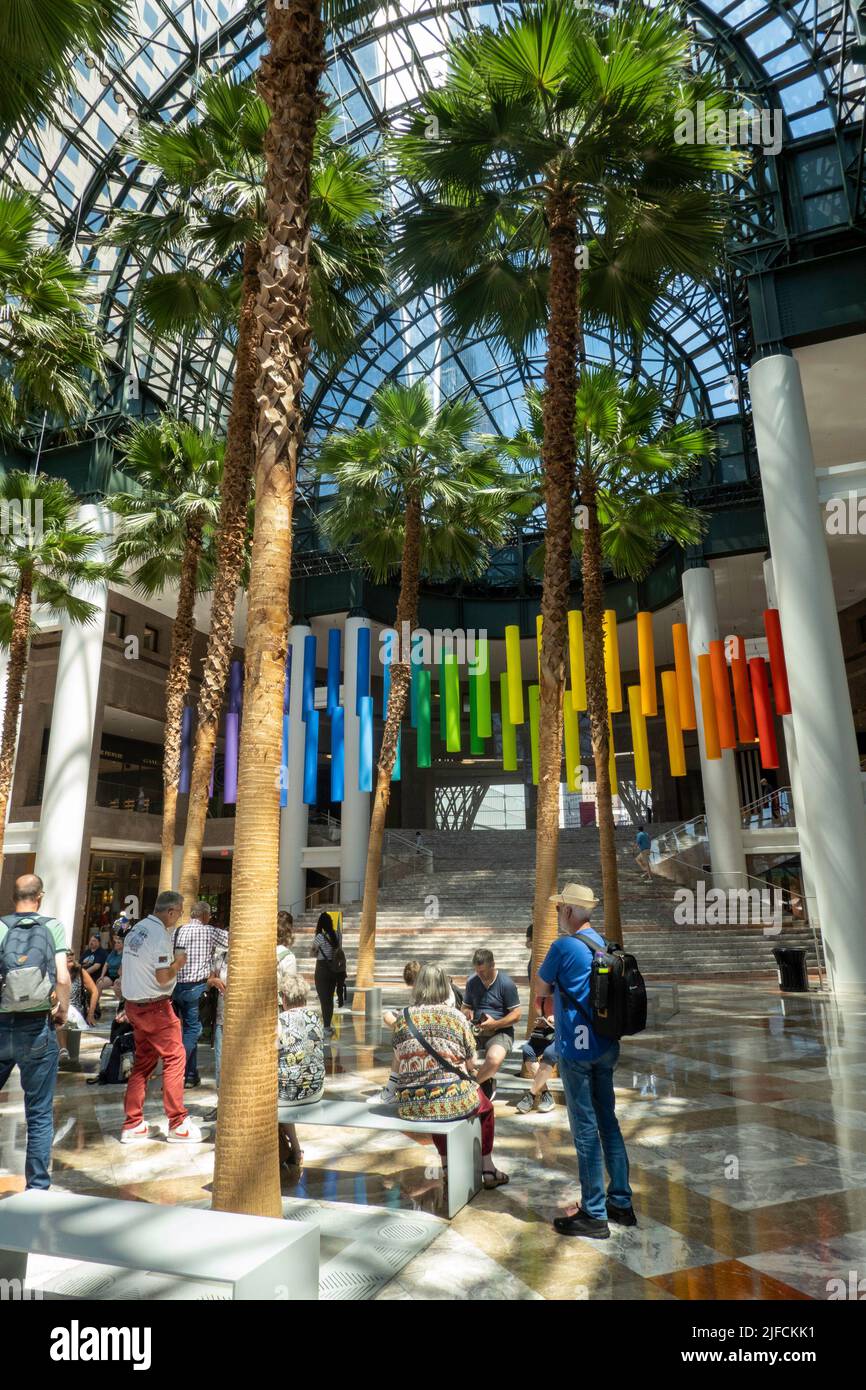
left=119, top=891, right=202, bottom=1145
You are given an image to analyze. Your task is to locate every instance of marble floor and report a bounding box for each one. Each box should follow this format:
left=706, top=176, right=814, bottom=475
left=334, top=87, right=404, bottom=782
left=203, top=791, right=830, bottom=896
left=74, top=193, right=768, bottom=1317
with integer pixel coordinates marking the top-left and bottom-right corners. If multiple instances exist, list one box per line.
left=3, top=982, right=866, bottom=1300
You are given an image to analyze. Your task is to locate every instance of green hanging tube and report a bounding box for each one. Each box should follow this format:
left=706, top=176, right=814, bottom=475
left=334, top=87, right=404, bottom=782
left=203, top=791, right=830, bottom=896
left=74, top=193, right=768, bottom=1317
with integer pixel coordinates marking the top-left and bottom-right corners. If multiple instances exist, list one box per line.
left=469, top=668, right=483, bottom=754
left=504, top=624, right=525, bottom=724
left=417, top=667, right=431, bottom=768
left=500, top=672, right=518, bottom=772
left=439, top=652, right=447, bottom=742
left=475, top=636, right=492, bottom=737
left=445, top=652, right=461, bottom=752
left=529, top=684, right=540, bottom=785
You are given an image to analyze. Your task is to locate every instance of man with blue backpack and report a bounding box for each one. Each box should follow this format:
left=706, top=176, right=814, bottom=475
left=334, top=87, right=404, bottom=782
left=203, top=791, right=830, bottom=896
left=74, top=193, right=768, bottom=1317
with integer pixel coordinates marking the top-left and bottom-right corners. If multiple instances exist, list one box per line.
left=536, top=881, right=641, bottom=1240
left=0, top=874, right=70, bottom=1189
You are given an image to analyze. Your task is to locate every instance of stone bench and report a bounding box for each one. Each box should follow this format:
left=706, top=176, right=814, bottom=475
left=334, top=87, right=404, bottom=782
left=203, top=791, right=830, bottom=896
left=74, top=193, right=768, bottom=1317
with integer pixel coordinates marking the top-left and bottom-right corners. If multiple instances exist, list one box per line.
left=278, top=1098, right=481, bottom=1219
left=0, top=1189, right=318, bottom=1301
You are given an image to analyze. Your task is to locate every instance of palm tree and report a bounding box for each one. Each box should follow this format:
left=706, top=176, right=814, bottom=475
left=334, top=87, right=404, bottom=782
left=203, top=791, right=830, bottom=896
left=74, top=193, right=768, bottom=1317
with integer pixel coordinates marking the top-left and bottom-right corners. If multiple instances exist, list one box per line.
left=0, top=186, right=105, bottom=437
left=391, top=0, right=742, bottom=963
left=496, top=373, right=709, bottom=959
left=313, top=381, right=509, bottom=984
left=108, top=419, right=223, bottom=892
left=0, top=473, right=114, bottom=861
left=105, top=69, right=383, bottom=921
left=1, top=0, right=130, bottom=137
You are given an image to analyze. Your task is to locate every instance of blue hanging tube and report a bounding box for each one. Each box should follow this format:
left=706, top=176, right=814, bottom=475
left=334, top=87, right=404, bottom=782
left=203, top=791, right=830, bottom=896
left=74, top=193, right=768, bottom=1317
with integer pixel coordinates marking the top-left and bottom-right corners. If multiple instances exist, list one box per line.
left=303, top=710, right=319, bottom=805
left=355, top=626, right=371, bottom=715
left=330, top=706, right=345, bottom=803
left=327, top=628, right=341, bottom=713
left=359, top=695, right=374, bottom=793
left=302, top=633, right=316, bottom=721
left=280, top=713, right=289, bottom=809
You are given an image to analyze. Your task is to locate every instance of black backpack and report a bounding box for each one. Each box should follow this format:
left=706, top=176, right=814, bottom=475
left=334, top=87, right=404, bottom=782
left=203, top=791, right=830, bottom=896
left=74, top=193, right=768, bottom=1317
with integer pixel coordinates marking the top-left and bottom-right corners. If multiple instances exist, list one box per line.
left=0, top=913, right=59, bottom=1012
left=89, top=1023, right=135, bottom=1085
left=568, top=931, right=647, bottom=1041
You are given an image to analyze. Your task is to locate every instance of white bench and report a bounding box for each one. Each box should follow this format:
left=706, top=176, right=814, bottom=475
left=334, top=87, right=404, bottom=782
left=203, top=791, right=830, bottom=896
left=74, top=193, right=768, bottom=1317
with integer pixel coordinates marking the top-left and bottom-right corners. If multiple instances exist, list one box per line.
left=0, top=1189, right=319, bottom=1301
left=278, top=1098, right=481, bottom=1219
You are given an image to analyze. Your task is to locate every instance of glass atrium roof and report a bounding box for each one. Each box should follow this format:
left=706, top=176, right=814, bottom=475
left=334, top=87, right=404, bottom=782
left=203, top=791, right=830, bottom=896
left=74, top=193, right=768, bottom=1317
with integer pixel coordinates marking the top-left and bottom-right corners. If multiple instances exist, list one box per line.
left=1, top=0, right=863, bottom=462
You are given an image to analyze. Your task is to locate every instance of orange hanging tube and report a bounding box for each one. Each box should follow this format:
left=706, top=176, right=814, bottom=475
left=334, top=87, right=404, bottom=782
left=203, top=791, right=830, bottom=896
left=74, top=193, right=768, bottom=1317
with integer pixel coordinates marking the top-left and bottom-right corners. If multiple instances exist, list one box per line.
left=636, top=612, right=657, bottom=716
left=749, top=656, right=780, bottom=768
left=730, top=635, right=756, bottom=743
left=661, top=670, right=686, bottom=777
left=763, top=609, right=792, bottom=715
left=672, top=623, right=696, bottom=730
left=709, top=639, right=736, bottom=748
left=697, top=653, right=721, bottom=760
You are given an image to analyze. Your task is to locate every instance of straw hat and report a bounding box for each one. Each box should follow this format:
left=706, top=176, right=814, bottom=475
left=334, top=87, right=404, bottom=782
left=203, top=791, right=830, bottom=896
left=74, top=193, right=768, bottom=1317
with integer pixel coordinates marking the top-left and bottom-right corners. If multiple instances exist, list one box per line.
left=548, top=882, right=599, bottom=909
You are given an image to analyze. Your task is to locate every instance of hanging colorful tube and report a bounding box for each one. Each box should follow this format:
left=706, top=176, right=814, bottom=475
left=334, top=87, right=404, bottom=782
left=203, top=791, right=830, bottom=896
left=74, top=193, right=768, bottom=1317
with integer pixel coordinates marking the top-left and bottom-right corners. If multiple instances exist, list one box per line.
left=444, top=652, right=461, bottom=752
left=608, top=715, right=618, bottom=796
left=535, top=614, right=543, bottom=682
left=229, top=658, right=244, bottom=715
left=302, top=633, right=316, bottom=721
left=416, top=668, right=432, bottom=768
left=475, top=636, right=492, bottom=737
left=392, top=727, right=401, bottom=782
left=563, top=690, right=580, bottom=791
left=439, top=651, right=448, bottom=742
left=223, top=711, right=239, bottom=804
left=749, top=657, right=780, bottom=769
left=330, top=706, right=344, bottom=802
left=279, top=713, right=289, bottom=809
left=672, top=623, right=696, bottom=730
left=355, top=626, right=370, bottom=716
left=303, top=710, right=319, bottom=805
left=410, top=630, right=423, bottom=728
left=603, top=610, right=623, bottom=713
left=504, top=624, right=525, bottom=724
left=529, top=685, right=540, bottom=784
left=359, top=695, right=373, bottom=792
left=637, top=612, right=657, bottom=716
left=763, top=609, right=792, bottom=715
left=730, top=635, right=756, bottom=743
left=326, top=628, right=341, bottom=714
left=179, top=706, right=193, bottom=793
left=468, top=664, right=483, bottom=754
left=500, top=673, right=518, bottom=772
left=568, top=610, right=587, bottom=712
left=661, top=670, right=686, bottom=777
left=709, top=639, right=737, bottom=749
left=628, top=685, right=652, bottom=790
left=697, top=653, right=721, bottom=760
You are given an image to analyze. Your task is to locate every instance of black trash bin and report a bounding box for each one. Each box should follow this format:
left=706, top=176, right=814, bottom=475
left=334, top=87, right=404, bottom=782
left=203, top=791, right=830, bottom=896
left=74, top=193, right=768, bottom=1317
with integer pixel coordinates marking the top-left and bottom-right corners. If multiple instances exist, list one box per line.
left=772, top=945, right=809, bottom=992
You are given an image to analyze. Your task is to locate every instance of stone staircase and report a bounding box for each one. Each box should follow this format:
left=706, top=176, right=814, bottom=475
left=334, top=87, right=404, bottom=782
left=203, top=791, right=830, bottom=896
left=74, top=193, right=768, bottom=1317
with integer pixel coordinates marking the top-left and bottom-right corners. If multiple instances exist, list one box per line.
left=291, top=827, right=821, bottom=984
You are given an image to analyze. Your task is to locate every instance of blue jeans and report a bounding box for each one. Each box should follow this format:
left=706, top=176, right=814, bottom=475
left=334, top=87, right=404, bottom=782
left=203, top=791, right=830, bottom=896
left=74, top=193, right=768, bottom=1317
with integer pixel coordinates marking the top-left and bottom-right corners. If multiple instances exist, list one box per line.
left=559, top=1043, right=632, bottom=1221
left=0, top=1012, right=59, bottom=1189
left=172, top=980, right=207, bottom=1082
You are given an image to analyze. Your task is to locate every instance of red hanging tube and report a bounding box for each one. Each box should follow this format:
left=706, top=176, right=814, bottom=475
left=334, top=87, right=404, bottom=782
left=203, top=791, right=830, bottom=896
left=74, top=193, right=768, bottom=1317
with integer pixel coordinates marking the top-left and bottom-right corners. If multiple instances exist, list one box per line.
left=730, top=635, right=757, bottom=743
left=709, top=639, right=737, bottom=748
left=749, top=657, right=779, bottom=769
left=763, top=609, right=792, bottom=715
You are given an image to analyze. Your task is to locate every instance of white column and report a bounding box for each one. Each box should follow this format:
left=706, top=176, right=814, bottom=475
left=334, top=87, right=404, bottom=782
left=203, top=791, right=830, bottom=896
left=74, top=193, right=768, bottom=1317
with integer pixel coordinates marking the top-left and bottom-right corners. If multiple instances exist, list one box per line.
left=762, top=558, right=820, bottom=929
left=34, top=504, right=111, bottom=944
left=751, top=353, right=866, bottom=990
left=682, top=566, right=748, bottom=890
left=341, top=615, right=371, bottom=904
left=278, top=623, right=311, bottom=915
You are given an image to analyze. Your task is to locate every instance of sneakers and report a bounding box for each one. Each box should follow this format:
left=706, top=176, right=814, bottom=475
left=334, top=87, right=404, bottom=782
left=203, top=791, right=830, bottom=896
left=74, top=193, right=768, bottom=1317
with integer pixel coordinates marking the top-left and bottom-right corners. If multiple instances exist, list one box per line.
left=606, top=1202, right=638, bottom=1227
left=120, top=1121, right=150, bottom=1144
left=536, top=1090, right=556, bottom=1113
left=166, top=1119, right=204, bottom=1143
left=515, top=1091, right=535, bottom=1114
left=553, top=1208, right=610, bottom=1240
left=369, top=1080, right=398, bottom=1105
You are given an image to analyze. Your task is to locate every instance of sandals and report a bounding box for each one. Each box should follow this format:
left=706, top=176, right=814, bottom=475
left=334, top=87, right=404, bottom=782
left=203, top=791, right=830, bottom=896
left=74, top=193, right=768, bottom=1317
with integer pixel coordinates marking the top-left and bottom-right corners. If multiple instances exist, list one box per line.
left=482, top=1168, right=510, bottom=1189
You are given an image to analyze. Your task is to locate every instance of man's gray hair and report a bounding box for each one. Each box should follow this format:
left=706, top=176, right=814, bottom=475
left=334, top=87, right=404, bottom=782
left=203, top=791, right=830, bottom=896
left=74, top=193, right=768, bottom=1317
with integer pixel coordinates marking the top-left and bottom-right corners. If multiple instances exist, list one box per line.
left=412, top=963, right=451, bottom=1006
left=191, top=900, right=211, bottom=920
left=154, top=890, right=183, bottom=913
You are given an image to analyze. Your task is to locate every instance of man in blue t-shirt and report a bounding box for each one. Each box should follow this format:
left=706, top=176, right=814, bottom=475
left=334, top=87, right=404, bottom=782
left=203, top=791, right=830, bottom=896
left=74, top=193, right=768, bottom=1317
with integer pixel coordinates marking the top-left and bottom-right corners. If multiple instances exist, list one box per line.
left=635, top=824, right=652, bottom=882
left=462, top=948, right=521, bottom=1101
left=536, top=881, right=634, bottom=1240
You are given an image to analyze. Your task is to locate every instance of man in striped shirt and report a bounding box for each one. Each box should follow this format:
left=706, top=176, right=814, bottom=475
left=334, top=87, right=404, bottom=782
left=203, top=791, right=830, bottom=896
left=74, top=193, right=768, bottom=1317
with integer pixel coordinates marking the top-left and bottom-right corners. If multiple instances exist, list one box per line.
left=173, top=901, right=227, bottom=1088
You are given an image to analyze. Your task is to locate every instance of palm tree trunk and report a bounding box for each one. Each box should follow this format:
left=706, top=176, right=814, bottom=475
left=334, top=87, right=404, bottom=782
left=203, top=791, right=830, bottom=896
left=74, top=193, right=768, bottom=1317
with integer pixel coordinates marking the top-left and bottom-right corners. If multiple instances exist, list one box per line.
left=355, top=493, right=421, bottom=987
left=530, top=189, right=578, bottom=986
left=158, top=520, right=203, bottom=893
left=212, top=0, right=324, bottom=1219
left=179, top=239, right=260, bottom=916
left=580, top=471, right=622, bottom=938
left=0, top=573, right=32, bottom=861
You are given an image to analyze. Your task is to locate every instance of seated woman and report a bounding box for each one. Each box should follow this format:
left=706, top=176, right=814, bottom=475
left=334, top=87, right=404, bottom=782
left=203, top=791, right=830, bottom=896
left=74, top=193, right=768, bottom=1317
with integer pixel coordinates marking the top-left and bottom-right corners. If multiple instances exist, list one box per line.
left=391, top=963, right=508, bottom=1190
left=95, top=932, right=124, bottom=998
left=277, top=974, right=325, bottom=1169
left=56, top=951, right=99, bottom=1061
left=277, top=911, right=298, bottom=993
left=516, top=994, right=557, bottom=1114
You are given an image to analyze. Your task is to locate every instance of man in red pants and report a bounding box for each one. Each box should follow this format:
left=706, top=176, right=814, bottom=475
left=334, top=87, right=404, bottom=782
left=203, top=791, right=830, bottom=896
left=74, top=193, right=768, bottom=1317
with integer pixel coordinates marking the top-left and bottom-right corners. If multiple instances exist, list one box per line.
left=119, top=891, right=202, bottom=1144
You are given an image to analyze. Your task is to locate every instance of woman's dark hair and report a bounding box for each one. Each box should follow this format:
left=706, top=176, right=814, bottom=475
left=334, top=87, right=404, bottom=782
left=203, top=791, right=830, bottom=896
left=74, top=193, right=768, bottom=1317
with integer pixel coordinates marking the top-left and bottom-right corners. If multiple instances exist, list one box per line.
left=317, top=911, right=338, bottom=945
left=66, top=951, right=81, bottom=975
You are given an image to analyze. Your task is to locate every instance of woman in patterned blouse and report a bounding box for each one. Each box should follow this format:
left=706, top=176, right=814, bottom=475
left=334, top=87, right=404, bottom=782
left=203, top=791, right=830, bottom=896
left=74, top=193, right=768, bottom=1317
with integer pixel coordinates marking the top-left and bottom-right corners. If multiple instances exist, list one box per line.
left=278, top=972, right=325, bottom=1168
left=392, top=963, right=508, bottom=1190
